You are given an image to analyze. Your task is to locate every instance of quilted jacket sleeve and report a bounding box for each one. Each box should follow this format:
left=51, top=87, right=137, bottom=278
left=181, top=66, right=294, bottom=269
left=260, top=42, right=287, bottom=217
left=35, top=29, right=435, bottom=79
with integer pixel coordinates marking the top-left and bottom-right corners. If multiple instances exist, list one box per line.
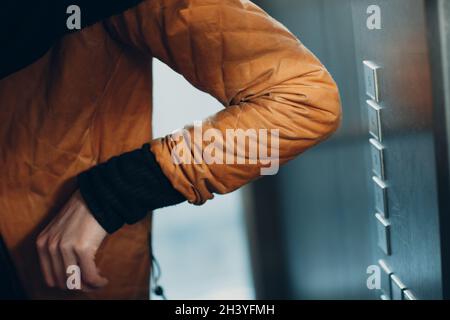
left=105, top=0, right=342, bottom=205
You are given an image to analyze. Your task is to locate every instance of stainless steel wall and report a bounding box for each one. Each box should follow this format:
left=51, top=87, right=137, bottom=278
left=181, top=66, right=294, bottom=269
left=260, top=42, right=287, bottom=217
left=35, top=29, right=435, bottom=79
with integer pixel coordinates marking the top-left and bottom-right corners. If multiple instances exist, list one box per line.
left=351, top=0, right=443, bottom=300
left=249, top=0, right=450, bottom=300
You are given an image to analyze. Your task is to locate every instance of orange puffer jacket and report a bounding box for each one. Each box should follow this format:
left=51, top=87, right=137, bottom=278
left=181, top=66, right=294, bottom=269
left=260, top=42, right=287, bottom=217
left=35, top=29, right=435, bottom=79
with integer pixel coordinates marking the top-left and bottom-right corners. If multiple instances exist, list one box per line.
left=0, top=0, right=341, bottom=299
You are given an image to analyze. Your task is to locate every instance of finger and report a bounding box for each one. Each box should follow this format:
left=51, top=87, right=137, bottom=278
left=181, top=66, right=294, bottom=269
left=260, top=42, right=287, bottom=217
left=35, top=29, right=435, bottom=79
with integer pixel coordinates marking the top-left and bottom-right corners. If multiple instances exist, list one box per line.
left=60, top=246, right=97, bottom=292
left=60, top=243, right=80, bottom=290
left=48, top=237, right=67, bottom=289
left=36, top=235, right=57, bottom=288
left=74, top=246, right=108, bottom=290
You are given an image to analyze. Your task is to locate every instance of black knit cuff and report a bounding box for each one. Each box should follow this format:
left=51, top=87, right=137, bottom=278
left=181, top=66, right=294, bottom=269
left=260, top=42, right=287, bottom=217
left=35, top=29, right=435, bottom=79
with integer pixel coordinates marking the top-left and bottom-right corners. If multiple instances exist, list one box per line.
left=77, top=144, right=186, bottom=234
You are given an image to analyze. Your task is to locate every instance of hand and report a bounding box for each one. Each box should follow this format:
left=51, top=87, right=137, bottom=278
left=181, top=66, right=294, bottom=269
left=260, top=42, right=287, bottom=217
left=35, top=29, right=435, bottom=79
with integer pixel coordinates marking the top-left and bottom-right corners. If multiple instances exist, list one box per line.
left=37, top=190, right=109, bottom=291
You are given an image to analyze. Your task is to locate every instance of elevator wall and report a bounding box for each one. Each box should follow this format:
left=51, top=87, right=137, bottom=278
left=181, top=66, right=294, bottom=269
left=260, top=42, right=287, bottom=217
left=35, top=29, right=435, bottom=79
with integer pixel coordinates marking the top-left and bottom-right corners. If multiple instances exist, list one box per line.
left=249, top=0, right=450, bottom=300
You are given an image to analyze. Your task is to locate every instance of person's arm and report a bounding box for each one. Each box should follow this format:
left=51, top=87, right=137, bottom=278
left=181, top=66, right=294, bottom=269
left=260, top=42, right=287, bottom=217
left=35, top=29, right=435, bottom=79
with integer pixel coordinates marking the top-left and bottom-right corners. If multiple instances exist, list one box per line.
left=37, top=0, right=341, bottom=291
left=103, top=0, right=341, bottom=203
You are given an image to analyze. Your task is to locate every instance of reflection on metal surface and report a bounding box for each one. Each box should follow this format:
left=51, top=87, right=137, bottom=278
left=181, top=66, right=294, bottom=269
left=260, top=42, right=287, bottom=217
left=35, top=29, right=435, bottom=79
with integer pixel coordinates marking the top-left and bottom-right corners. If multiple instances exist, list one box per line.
left=370, top=138, right=386, bottom=179
left=375, top=213, right=391, bottom=255
left=391, top=275, right=407, bottom=300
left=373, top=176, right=388, bottom=218
left=363, top=60, right=381, bottom=102
left=379, top=259, right=393, bottom=299
left=367, top=99, right=383, bottom=141
left=403, top=289, right=417, bottom=300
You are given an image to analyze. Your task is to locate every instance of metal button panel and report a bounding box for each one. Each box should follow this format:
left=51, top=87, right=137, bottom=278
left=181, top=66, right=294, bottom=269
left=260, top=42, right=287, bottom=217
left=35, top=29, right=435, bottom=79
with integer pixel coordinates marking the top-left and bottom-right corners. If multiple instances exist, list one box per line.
left=403, top=290, right=417, bottom=300
left=378, top=260, right=393, bottom=299
left=370, top=138, right=386, bottom=179
left=376, top=213, right=391, bottom=255
left=367, top=100, right=383, bottom=141
left=373, top=176, right=389, bottom=218
left=391, top=275, right=407, bottom=300
left=363, top=60, right=381, bottom=102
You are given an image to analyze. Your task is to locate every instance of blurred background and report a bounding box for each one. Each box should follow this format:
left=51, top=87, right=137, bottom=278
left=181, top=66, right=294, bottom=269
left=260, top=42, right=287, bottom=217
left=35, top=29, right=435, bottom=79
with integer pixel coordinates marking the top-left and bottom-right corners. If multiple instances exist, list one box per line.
left=152, top=59, right=254, bottom=300
left=151, top=0, right=450, bottom=300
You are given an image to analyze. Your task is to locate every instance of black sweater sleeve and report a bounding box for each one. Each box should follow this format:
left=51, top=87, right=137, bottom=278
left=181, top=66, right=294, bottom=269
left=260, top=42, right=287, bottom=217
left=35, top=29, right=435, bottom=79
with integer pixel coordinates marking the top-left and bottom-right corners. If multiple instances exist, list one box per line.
left=77, top=144, right=186, bottom=233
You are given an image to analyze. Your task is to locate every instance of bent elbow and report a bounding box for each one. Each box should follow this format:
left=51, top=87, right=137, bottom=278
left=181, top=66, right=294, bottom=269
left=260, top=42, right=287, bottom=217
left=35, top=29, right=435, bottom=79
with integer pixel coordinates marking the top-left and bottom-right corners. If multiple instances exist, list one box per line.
left=289, top=68, right=342, bottom=141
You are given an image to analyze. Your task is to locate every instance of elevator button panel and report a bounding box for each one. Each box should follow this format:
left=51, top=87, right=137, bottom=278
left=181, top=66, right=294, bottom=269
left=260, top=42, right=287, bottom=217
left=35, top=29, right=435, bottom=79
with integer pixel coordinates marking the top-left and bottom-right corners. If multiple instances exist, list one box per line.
left=373, top=176, right=388, bottom=218
left=370, top=139, right=386, bottom=179
left=376, top=213, right=391, bottom=255
left=391, top=275, right=407, bottom=300
left=363, top=60, right=381, bottom=102
left=367, top=100, right=383, bottom=141
left=378, top=260, right=393, bottom=299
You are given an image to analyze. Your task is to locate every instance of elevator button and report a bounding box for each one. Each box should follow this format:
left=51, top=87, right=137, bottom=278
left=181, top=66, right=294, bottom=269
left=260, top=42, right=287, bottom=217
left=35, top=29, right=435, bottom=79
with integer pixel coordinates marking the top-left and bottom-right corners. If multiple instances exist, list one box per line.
left=367, top=100, right=383, bottom=141
left=378, top=260, right=393, bottom=299
left=391, top=275, right=406, bottom=300
left=363, top=60, right=381, bottom=102
left=373, top=176, right=388, bottom=218
left=403, top=290, right=417, bottom=300
left=370, top=139, right=386, bottom=179
left=375, top=213, right=391, bottom=255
